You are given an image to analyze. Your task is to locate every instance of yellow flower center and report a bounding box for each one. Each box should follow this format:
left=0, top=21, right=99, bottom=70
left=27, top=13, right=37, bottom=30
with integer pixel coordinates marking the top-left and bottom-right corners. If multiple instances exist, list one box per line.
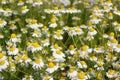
left=90, top=28, right=95, bottom=32
left=96, top=47, right=100, bottom=51
left=11, top=33, right=16, bottom=38
left=54, top=7, right=58, bottom=10
left=56, top=50, right=62, bottom=54
left=81, top=45, right=88, bottom=51
left=117, top=44, right=120, bottom=48
left=108, top=70, right=115, bottom=75
left=54, top=44, right=58, bottom=49
left=36, top=0, right=41, bottom=2
left=51, top=19, right=56, bottom=23
left=81, top=61, right=86, bottom=65
left=0, top=20, right=3, bottom=24
left=22, top=56, right=28, bottom=61
left=32, top=43, right=40, bottom=48
left=111, top=39, right=117, bottom=43
left=110, top=32, right=114, bottom=36
left=10, top=47, right=15, bottom=52
left=48, top=62, right=55, bottom=68
left=78, top=73, right=85, bottom=79
left=34, top=29, right=38, bottom=34
left=35, top=59, right=40, bottom=64
left=0, top=53, right=3, bottom=58
left=76, top=29, right=81, bottom=32
left=45, top=77, right=50, bottom=80
left=10, top=62, right=15, bottom=67
left=56, top=33, right=61, bottom=37
left=98, top=62, right=103, bottom=67
left=69, top=68, right=74, bottom=73
left=69, top=27, right=74, bottom=31
left=22, top=6, right=26, bottom=10
left=31, top=19, right=37, bottom=24
left=69, top=45, right=74, bottom=50
left=0, top=60, right=5, bottom=65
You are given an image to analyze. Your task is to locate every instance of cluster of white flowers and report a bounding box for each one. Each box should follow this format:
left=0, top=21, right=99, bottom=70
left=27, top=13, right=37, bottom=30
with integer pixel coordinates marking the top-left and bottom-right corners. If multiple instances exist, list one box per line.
left=0, top=0, right=120, bottom=80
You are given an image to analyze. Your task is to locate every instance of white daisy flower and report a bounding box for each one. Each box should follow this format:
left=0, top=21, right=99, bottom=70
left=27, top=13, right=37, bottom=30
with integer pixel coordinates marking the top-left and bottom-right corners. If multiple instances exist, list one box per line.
left=46, top=62, right=59, bottom=73
left=107, top=38, right=118, bottom=48
left=94, top=60, right=104, bottom=71
left=106, top=70, right=115, bottom=78
left=42, top=76, right=53, bottom=80
left=0, top=19, right=7, bottom=28
left=33, top=0, right=43, bottom=6
left=77, top=61, right=87, bottom=69
left=0, top=60, right=9, bottom=71
left=94, top=46, right=104, bottom=53
left=67, top=68, right=77, bottom=79
left=22, top=75, right=34, bottom=80
left=66, top=45, right=76, bottom=55
left=52, top=49, right=65, bottom=62
left=49, top=19, right=57, bottom=28
left=21, top=6, right=29, bottom=14
left=88, top=28, right=97, bottom=36
left=32, top=58, right=44, bottom=69
left=7, top=47, right=19, bottom=55
left=76, top=72, right=89, bottom=80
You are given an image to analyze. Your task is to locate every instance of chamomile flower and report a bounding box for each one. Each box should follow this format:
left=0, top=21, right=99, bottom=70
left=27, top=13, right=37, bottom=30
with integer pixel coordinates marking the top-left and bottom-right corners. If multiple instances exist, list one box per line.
left=42, top=75, right=53, bottom=80
left=52, top=49, right=65, bottom=62
left=26, top=0, right=33, bottom=4
left=9, top=23, right=17, bottom=30
left=109, top=32, right=115, bottom=39
left=27, top=19, right=39, bottom=29
left=94, top=60, right=104, bottom=70
left=41, top=38, right=50, bottom=47
left=21, top=6, right=29, bottom=14
left=76, top=72, right=89, bottom=80
left=21, top=28, right=28, bottom=34
left=74, top=26, right=84, bottom=35
left=46, top=62, right=59, bottom=73
left=115, top=23, right=120, bottom=32
left=105, top=53, right=117, bottom=62
left=53, top=30, right=63, bottom=40
left=51, top=43, right=62, bottom=52
left=88, top=28, right=97, bottom=36
left=67, top=68, right=77, bottom=79
left=66, top=45, right=76, bottom=55
left=10, top=33, right=18, bottom=43
left=94, top=46, right=104, bottom=53
left=9, top=62, right=16, bottom=71
left=22, top=75, right=34, bottom=80
left=77, top=61, right=87, bottom=69
left=0, top=19, right=7, bottom=28
left=90, top=17, right=102, bottom=24
left=4, top=8, right=12, bottom=17
left=21, top=55, right=31, bottom=64
left=33, top=0, right=43, bottom=7
left=27, top=42, right=42, bottom=52
left=106, top=69, right=115, bottom=78
left=0, top=59, right=9, bottom=71
left=32, top=57, right=44, bottom=69
left=32, top=29, right=41, bottom=37
left=107, top=38, right=118, bottom=48
left=0, top=53, right=7, bottom=60
left=17, top=0, right=24, bottom=6
left=7, top=46, right=19, bottom=55
left=90, top=56, right=98, bottom=62
left=49, top=19, right=57, bottom=28
left=80, top=45, right=92, bottom=54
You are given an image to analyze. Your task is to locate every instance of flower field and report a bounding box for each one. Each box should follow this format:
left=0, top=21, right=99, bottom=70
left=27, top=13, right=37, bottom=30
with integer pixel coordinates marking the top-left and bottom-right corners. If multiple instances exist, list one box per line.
left=0, top=0, right=120, bottom=80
